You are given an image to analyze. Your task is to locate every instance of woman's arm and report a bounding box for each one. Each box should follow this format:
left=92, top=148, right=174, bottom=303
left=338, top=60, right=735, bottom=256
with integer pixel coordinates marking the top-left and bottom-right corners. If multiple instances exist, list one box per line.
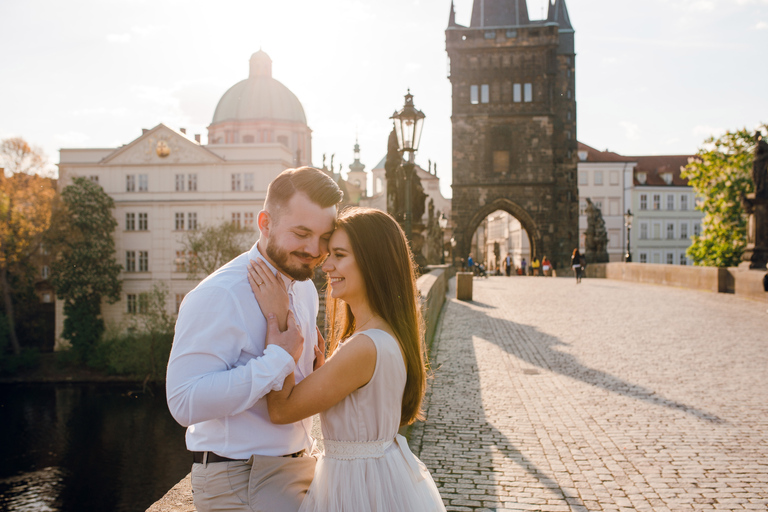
left=263, top=314, right=377, bottom=424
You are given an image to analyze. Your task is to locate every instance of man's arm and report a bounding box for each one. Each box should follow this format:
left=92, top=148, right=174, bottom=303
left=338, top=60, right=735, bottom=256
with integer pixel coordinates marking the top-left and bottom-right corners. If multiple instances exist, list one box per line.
left=166, top=285, right=295, bottom=427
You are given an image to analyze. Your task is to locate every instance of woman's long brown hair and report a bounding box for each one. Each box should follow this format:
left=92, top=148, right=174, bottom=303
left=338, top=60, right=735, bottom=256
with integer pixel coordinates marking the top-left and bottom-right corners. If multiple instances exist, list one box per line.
left=324, top=207, right=426, bottom=426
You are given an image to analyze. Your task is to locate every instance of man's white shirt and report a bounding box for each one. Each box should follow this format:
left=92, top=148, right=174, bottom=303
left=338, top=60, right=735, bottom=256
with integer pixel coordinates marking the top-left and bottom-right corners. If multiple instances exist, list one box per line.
left=166, top=242, right=318, bottom=459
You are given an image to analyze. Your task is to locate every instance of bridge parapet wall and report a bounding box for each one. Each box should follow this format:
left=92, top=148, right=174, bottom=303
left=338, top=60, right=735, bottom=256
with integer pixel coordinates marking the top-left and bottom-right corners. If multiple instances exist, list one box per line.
left=584, top=262, right=767, bottom=302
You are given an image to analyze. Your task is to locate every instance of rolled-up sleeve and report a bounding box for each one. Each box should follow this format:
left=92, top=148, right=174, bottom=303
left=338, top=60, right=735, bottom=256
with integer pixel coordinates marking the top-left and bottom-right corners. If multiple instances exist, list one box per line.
left=166, top=285, right=295, bottom=427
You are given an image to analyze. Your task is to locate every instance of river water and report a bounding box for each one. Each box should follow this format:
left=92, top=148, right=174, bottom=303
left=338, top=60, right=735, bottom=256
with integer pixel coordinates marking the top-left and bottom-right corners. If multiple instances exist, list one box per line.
left=0, top=383, right=191, bottom=512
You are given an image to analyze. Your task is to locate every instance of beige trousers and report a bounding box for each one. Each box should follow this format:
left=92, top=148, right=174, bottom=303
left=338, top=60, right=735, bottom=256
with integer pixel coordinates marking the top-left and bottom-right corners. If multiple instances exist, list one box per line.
left=190, top=454, right=316, bottom=512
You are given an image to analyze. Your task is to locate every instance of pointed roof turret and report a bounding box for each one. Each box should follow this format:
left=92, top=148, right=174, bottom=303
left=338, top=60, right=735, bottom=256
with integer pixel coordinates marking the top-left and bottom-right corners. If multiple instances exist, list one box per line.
left=470, top=0, right=529, bottom=28
left=448, top=0, right=458, bottom=27
left=547, top=0, right=573, bottom=30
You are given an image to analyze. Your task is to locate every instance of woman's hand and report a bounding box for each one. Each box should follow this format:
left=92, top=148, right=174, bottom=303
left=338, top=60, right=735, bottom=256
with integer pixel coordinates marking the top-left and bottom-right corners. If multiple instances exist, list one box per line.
left=313, top=327, right=326, bottom=370
left=265, top=311, right=304, bottom=363
left=248, top=259, right=289, bottom=331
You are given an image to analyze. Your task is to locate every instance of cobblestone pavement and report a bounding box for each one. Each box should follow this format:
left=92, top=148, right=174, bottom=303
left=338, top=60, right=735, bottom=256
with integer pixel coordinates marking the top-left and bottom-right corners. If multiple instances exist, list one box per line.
left=409, top=276, right=768, bottom=512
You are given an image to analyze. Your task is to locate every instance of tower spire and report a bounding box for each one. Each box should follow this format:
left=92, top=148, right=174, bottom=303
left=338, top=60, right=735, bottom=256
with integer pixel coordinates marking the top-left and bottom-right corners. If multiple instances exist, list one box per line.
left=448, top=0, right=457, bottom=27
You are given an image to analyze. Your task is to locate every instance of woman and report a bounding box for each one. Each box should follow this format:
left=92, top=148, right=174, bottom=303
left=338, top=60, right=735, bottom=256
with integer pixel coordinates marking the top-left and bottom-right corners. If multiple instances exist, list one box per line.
left=571, top=248, right=583, bottom=283
left=248, top=207, right=445, bottom=511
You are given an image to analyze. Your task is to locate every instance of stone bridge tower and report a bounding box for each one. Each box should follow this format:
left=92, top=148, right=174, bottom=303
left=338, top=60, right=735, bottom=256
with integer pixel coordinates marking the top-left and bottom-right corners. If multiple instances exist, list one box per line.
left=446, top=0, right=578, bottom=270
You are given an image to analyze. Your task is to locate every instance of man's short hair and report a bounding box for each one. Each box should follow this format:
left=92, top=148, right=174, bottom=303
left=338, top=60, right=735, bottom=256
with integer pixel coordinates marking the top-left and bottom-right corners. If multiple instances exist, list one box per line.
left=264, top=166, right=343, bottom=218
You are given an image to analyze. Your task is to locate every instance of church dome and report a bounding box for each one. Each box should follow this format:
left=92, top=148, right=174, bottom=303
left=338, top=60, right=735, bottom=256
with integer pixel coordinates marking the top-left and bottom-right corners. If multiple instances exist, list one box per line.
left=211, top=51, right=307, bottom=125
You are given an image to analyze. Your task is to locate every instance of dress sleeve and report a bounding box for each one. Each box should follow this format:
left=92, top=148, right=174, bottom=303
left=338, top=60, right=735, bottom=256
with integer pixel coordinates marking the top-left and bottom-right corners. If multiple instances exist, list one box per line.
left=166, top=285, right=295, bottom=427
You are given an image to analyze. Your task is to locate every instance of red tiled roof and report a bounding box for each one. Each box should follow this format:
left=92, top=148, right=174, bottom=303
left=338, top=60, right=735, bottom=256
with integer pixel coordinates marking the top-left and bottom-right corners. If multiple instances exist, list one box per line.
left=577, top=142, right=636, bottom=163
left=630, top=155, right=694, bottom=186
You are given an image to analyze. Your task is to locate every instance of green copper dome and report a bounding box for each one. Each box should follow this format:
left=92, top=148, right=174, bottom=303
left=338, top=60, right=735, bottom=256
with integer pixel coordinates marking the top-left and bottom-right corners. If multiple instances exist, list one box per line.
left=211, top=51, right=307, bottom=125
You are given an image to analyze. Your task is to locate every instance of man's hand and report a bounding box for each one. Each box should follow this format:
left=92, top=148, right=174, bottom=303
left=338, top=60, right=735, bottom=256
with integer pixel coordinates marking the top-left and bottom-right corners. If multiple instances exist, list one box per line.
left=265, top=311, right=304, bottom=363
left=248, top=259, right=289, bottom=332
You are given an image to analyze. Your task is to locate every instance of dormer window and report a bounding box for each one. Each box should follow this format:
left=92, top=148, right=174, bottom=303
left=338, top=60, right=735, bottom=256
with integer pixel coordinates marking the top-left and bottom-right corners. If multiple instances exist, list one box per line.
left=637, top=172, right=647, bottom=185
left=578, top=151, right=588, bottom=162
left=661, top=172, right=673, bottom=185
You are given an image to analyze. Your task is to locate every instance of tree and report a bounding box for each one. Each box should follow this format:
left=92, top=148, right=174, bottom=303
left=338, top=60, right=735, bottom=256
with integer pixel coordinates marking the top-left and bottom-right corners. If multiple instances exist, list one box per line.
left=682, top=125, right=767, bottom=267
left=0, top=138, right=56, bottom=354
left=179, top=222, right=255, bottom=279
left=46, top=177, right=122, bottom=361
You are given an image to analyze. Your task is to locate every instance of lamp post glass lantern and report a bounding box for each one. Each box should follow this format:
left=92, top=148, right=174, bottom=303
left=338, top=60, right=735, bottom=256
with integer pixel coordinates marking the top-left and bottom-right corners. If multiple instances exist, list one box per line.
left=624, top=209, right=634, bottom=262
left=438, top=213, right=448, bottom=264
left=390, top=90, right=426, bottom=240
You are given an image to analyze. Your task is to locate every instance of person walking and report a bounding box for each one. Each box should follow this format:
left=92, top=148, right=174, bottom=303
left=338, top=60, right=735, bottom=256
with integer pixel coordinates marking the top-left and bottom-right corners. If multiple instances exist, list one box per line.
left=520, top=257, right=527, bottom=276
left=541, top=256, right=552, bottom=277
left=504, top=253, right=513, bottom=277
left=166, top=167, right=343, bottom=512
left=571, top=248, right=584, bottom=283
left=531, top=257, right=540, bottom=276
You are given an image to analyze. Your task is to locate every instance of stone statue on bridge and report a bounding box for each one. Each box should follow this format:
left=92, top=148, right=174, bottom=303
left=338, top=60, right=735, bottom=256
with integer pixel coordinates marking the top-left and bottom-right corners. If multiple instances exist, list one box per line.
left=740, top=131, right=768, bottom=271
left=584, top=198, right=610, bottom=264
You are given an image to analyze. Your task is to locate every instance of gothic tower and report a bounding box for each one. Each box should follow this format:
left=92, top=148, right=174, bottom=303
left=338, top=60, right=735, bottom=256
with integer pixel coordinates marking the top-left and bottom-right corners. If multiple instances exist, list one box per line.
left=446, top=0, right=578, bottom=270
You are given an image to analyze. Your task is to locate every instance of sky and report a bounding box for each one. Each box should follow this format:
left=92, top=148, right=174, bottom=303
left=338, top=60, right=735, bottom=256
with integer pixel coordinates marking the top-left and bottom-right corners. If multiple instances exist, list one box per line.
left=1, top=0, right=766, bottom=198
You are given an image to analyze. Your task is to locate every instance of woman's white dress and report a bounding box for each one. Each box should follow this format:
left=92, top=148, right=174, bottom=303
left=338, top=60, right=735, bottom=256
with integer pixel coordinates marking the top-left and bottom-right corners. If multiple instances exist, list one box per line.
left=299, top=329, right=446, bottom=512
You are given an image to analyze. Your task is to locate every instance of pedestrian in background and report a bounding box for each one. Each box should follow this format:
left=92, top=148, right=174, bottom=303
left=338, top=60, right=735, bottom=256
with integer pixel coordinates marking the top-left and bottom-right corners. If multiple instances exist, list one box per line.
left=505, top=253, right=512, bottom=277
left=531, top=257, right=540, bottom=276
left=520, top=258, right=527, bottom=276
left=571, top=248, right=583, bottom=283
left=541, top=256, right=552, bottom=277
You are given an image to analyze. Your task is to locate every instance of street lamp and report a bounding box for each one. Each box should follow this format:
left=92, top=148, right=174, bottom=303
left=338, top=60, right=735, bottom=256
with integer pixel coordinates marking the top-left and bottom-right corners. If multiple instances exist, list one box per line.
left=624, top=209, right=634, bottom=262
left=391, top=90, right=426, bottom=240
left=438, top=213, right=448, bottom=264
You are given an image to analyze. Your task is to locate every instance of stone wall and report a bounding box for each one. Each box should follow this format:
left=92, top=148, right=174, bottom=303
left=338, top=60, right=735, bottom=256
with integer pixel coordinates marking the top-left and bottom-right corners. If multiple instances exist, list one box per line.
left=584, top=262, right=768, bottom=302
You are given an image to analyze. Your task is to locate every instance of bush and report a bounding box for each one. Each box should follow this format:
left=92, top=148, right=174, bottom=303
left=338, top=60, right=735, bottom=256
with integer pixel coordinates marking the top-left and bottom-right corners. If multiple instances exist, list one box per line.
left=0, top=316, right=40, bottom=375
left=94, top=327, right=173, bottom=381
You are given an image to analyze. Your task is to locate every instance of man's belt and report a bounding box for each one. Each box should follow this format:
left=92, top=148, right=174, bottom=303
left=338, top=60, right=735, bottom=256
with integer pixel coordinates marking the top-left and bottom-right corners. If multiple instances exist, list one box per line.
left=192, top=450, right=306, bottom=464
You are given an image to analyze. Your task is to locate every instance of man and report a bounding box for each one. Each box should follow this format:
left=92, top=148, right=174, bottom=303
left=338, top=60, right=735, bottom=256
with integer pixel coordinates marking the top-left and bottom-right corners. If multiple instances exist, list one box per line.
left=505, top=253, right=512, bottom=277
left=166, top=167, right=343, bottom=512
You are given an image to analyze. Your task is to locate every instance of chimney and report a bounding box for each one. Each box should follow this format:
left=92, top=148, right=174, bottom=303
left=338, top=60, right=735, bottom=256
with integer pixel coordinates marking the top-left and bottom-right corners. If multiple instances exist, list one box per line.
left=194, top=134, right=201, bottom=143
left=142, top=129, right=149, bottom=135
left=180, top=128, right=187, bottom=134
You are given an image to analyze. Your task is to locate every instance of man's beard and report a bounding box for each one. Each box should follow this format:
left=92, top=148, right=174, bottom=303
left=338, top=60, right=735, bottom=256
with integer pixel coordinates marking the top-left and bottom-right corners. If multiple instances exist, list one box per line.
left=265, top=240, right=319, bottom=281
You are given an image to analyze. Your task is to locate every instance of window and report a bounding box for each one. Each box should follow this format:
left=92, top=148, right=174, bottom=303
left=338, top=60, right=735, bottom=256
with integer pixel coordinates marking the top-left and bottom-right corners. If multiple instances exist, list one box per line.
left=127, top=294, right=137, bottom=314
left=42, top=293, right=52, bottom=303
left=506, top=29, right=517, bottom=38
left=232, top=212, right=241, bottom=228
left=578, top=172, right=587, bottom=185
left=653, top=223, right=661, bottom=239
left=679, top=253, right=687, bottom=266
left=493, top=151, right=509, bottom=173
left=470, top=85, right=479, bottom=105
left=513, top=83, right=522, bottom=103
left=231, top=173, right=242, bottom=191
left=138, top=293, right=149, bottom=314
left=524, top=83, right=533, bottom=102
left=594, top=171, right=603, bottom=186
left=480, top=84, right=489, bottom=104
left=139, top=251, right=148, bottom=272
left=175, top=294, right=185, bottom=313
left=244, top=173, right=255, bottom=191
left=637, top=172, right=647, bottom=185
left=639, top=253, right=648, bottom=264
left=138, top=213, right=148, bottom=231
left=175, top=174, right=185, bottom=191
left=175, top=251, right=186, bottom=272
left=244, top=212, right=254, bottom=228
left=188, top=174, right=197, bottom=191
left=680, top=195, right=688, bottom=211
left=680, top=223, right=688, bottom=239
left=188, top=212, right=197, bottom=230
left=666, top=223, right=675, bottom=240
left=640, top=223, right=648, bottom=240
left=667, top=195, right=675, bottom=211
left=484, top=30, right=496, bottom=39
left=175, top=213, right=185, bottom=231
left=661, top=173, right=673, bottom=185
left=126, top=175, right=135, bottom=192
left=126, top=213, right=135, bottom=231
left=666, top=253, right=674, bottom=265
left=41, top=266, right=50, bottom=279
left=125, top=251, right=136, bottom=272
left=693, top=223, right=701, bottom=237
left=653, top=194, right=661, bottom=210
left=640, top=194, right=648, bottom=210
left=89, top=175, right=99, bottom=184
left=138, top=174, right=148, bottom=192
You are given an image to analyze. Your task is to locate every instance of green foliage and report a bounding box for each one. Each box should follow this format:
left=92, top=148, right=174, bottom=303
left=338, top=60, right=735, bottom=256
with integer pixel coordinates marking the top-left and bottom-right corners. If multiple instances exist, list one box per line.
left=0, top=312, right=40, bottom=375
left=682, top=125, right=767, bottom=267
left=46, top=176, right=123, bottom=361
left=91, top=283, right=175, bottom=381
left=180, top=221, right=254, bottom=278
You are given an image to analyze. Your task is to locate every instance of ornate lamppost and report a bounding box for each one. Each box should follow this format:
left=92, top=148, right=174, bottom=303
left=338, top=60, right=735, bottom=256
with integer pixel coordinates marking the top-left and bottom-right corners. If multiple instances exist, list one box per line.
left=390, top=90, right=426, bottom=241
left=624, top=209, right=634, bottom=262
